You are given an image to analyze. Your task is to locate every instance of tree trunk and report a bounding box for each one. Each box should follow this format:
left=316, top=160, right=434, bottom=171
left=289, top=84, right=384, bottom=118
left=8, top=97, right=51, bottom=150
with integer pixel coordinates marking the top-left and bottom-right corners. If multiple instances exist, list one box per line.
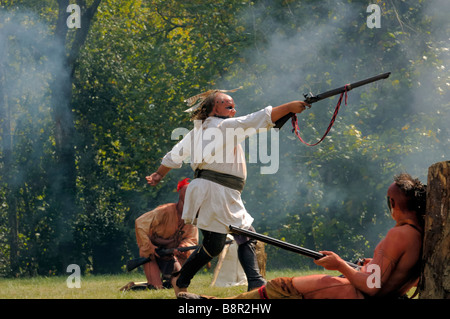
left=0, top=64, right=19, bottom=276
left=48, top=0, right=102, bottom=271
left=419, top=161, right=450, bottom=299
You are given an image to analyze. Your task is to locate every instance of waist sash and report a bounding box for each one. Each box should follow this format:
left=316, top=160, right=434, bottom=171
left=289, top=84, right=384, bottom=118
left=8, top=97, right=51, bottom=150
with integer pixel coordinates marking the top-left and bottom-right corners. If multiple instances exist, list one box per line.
left=194, top=169, right=245, bottom=192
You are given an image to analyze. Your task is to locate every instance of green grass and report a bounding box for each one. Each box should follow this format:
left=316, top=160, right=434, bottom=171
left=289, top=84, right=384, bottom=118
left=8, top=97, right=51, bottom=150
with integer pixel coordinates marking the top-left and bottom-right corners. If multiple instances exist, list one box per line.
left=0, top=269, right=334, bottom=299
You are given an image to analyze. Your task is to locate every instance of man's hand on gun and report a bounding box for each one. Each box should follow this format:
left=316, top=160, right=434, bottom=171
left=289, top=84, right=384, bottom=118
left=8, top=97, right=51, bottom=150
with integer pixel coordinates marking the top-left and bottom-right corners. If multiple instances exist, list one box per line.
left=293, top=100, right=311, bottom=113
left=140, top=244, right=160, bottom=261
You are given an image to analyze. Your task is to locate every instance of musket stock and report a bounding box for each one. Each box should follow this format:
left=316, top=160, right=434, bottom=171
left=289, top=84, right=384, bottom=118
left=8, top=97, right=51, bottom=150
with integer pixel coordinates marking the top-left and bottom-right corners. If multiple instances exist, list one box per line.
left=126, top=240, right=233, bottom=271
left=274, top=72, right=391, bottom=129
left=126, top=245, right=200, bottom=272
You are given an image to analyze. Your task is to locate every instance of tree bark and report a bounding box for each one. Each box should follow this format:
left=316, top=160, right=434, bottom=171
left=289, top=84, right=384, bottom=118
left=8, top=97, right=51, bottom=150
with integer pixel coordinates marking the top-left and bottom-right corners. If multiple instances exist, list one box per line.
left=419, top=161, right=450, bottom=299
left=0, top=62, right=19, bottom=276
left=49, top=0, right=102, bottom=271
left=51, top=0, right=103, bottom=214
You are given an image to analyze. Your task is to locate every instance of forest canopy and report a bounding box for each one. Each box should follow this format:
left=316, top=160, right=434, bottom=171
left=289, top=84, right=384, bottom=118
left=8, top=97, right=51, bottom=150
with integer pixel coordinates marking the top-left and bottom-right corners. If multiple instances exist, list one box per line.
left=0, top=0, right=448, bottom=276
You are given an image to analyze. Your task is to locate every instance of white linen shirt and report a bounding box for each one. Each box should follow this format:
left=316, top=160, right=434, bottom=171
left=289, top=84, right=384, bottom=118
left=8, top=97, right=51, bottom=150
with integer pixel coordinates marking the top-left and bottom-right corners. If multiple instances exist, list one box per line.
left=161, top=106, right=275, bottom=234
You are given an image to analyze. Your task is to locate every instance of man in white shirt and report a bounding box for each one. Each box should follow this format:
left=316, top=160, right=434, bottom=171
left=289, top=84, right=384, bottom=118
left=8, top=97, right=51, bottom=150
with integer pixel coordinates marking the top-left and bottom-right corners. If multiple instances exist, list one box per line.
left=146, top=90, right=309, bottom=296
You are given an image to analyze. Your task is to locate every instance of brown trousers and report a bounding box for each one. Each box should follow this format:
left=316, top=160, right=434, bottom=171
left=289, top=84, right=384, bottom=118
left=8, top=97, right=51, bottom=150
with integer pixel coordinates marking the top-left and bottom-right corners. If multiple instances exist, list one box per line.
left=226, top=277, right=303, bottom=299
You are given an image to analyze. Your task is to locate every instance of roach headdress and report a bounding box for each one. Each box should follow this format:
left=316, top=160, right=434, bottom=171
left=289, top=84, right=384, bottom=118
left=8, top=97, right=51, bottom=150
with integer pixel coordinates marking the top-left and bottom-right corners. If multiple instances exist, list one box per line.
left=177, top=178, right=190, bottom=192
left=183, top=86, right=243, bottom=113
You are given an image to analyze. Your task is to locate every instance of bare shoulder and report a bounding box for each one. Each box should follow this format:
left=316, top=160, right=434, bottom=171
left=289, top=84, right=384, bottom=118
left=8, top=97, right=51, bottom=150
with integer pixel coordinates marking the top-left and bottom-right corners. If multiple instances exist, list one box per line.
left=385, top=225, right=421, bottom=248
left=387, top=225, right=415, bottom=237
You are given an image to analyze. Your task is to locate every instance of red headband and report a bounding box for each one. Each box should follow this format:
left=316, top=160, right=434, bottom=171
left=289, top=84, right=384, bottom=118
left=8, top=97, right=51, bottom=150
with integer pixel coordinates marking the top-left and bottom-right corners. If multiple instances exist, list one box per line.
left=177, top=178, right=190, bottom=192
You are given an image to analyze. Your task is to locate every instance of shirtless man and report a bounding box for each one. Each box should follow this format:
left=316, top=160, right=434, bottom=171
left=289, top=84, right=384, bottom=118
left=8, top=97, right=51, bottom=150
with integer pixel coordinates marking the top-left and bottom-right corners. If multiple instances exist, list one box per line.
left=179, top=173, right=426, bottom=299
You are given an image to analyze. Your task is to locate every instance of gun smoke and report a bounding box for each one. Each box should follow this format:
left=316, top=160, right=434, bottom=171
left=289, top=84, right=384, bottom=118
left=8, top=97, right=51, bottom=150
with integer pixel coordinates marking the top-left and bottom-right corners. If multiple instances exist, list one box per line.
left=215, top=0, right=449, bottom=264
left=1, top=1, right=448, bottom=273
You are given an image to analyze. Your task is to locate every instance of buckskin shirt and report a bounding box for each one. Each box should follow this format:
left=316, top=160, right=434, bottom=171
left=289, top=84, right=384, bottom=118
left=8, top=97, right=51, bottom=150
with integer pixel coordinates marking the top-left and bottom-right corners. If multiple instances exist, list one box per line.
left=135, top=203, right=198, bottom=259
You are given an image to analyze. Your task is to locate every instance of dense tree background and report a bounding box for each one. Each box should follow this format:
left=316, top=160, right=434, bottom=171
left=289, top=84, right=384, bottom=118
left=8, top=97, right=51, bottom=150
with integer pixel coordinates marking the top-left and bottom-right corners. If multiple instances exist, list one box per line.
left=0, top=0, right=448, bottom=276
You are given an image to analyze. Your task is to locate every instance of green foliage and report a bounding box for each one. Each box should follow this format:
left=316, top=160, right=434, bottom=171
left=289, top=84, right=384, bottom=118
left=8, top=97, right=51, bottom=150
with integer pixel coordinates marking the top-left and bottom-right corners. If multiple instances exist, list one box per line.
left=0, top=0, right=448, bottom=276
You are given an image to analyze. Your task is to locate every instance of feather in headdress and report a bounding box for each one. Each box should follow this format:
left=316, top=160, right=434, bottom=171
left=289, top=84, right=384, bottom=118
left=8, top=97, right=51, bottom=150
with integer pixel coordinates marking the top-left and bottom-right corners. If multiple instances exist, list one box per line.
left=183, top=86, right=243, bottom=113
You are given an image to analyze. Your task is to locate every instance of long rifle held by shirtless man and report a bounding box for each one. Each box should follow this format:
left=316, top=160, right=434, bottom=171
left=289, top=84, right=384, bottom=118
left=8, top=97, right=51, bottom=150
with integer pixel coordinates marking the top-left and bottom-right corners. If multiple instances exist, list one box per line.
left=229, top=225, right=359, bottom=269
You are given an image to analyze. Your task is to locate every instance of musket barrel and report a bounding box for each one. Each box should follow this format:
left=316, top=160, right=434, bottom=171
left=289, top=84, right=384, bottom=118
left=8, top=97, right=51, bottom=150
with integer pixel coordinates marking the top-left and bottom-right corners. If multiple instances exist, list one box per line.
left=274, top=72, right=391, bottom=129
left=308, top=72, right=391, bottom=103
left=229, top=225, right=359, bottom=268
left=229, top=225, right=323, bottom=259
left=346, top=72, right=391, bottom=91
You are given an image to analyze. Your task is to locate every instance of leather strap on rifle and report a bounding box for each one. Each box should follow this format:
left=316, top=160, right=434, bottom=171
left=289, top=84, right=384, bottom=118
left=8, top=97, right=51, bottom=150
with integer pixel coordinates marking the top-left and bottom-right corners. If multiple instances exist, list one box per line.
left=291, top=84, right=349, bottom=146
